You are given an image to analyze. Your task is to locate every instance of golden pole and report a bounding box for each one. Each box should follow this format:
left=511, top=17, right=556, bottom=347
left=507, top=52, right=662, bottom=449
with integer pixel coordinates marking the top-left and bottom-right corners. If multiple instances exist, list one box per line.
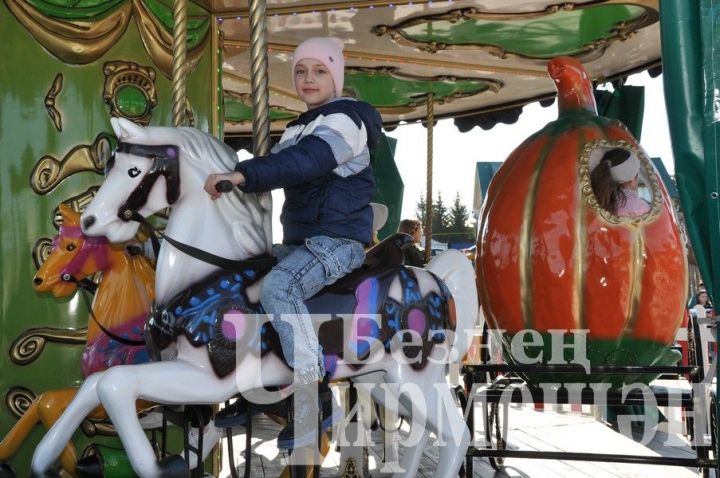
left=211, top=14, right=221, bottom=137
left=171, top=0, right=188, bottom=127
left=248, top=0, right=270, bottom=156
left=424, top=93, right=434, bottom=262
left=247, top=0, right=273, bottom=252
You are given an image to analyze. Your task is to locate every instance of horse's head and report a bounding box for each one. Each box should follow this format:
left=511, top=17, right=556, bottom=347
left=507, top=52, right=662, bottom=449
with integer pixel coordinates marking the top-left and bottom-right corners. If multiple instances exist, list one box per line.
left=34, top=205, right=119, bottom=298
left=80, top=118, right=184, bottom=242
left=82, top=118, right=272, bottom=285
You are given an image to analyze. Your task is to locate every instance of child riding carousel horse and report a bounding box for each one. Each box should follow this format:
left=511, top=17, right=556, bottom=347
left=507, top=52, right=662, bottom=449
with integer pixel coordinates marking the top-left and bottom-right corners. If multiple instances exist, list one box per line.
left=205, top=36, right=382, bottom=449
left=31, top=38, right=476, bottom=478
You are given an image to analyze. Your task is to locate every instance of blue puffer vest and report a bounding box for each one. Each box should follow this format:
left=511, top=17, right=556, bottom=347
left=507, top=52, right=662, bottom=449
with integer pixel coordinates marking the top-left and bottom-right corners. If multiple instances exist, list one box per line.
left=235, top=98, right=382, bottom=245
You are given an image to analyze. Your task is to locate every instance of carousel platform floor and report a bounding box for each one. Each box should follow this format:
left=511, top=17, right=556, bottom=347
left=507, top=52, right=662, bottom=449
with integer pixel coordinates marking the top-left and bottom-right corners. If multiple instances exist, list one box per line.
left=217, top=386, right=707, bottom=478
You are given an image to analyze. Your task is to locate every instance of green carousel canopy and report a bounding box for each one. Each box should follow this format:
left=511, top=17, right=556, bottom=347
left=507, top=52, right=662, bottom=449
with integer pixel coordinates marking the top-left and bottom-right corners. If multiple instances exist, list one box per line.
left=212, top=0, right=661, bottom=135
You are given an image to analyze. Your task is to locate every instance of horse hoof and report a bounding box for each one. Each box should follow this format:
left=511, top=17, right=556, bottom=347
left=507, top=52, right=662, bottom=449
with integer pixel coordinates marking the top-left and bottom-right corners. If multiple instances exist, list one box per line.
left=158, top=455, right=190, bottom=478
left=75, top=454, right=103, bottom=478
left=0, top=463, right=16, bottom=478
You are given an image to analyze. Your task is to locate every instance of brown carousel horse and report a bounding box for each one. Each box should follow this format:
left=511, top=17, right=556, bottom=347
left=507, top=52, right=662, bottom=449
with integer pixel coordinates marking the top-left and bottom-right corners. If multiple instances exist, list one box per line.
left=0, top=204, right=154, bottom=476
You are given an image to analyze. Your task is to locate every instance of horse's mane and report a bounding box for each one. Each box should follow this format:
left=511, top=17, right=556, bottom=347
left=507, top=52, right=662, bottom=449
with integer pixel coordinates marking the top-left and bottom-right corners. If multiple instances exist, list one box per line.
left=92, top=251, right=155, bottom=336
left=165, top=126, right=272, bottom=257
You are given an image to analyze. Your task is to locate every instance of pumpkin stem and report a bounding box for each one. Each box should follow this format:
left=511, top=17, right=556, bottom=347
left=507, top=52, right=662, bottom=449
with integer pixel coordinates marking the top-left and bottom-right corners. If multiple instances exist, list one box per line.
left=548, top=57, right=597, bottom=116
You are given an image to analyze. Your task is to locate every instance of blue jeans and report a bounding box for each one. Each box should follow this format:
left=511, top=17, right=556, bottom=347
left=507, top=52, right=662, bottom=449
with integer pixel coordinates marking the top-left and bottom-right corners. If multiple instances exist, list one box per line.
left=261, top=236, right=365, bottom=384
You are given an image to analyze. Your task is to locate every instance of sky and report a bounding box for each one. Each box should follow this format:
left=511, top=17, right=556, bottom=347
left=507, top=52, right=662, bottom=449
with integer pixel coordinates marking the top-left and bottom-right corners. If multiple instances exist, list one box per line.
left=264, top=72, right=674, bottom=242
left=387, top=72, right=674, bottom=222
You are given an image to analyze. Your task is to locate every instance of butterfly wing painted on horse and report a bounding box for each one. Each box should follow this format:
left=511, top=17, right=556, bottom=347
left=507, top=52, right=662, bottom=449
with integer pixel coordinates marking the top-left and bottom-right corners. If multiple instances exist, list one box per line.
left=145, top=234, right=457, bottom=379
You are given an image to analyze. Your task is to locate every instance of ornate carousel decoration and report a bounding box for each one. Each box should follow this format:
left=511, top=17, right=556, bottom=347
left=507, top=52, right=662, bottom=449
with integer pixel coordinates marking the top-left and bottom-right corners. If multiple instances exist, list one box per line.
left=5, top=387, right=36, bottom=419
left=10, top=328, right=87, bottom=366
left=372, top=2, right=658, bottom=62
left=43, top=73, right=63, bottom=132
left=103, top=61, right=158, bottom=126
left=30, top=135, right=111, bottom=195
left=5, top=0, right=210, bottom=77
left=579, top=138, right=663, bottom=225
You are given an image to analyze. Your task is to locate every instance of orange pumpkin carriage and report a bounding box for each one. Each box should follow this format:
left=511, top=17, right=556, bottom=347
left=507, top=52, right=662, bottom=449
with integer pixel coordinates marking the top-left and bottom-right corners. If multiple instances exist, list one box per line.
left=459, top=57, right=716, bottom=475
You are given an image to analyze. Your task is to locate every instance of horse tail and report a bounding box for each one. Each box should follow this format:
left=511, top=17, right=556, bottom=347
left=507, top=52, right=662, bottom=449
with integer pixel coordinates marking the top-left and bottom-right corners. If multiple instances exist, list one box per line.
left=427, top=249, right=479, bottom=362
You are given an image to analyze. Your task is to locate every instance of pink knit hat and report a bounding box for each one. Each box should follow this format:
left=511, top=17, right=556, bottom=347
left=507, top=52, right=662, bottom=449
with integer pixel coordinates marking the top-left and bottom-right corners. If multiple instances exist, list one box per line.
left=292, top=37, right=345, bottom=97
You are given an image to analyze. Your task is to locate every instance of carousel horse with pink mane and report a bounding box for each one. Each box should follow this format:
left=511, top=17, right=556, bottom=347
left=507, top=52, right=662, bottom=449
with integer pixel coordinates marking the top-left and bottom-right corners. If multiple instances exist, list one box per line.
left=31, top=118, right=478, bottom=477
left=0, top=204, right=154, bottom=477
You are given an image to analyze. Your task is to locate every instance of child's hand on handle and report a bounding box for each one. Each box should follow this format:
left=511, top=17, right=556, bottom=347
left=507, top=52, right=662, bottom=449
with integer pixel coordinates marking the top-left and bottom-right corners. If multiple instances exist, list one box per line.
left=204, top=172, right=245, bottom=200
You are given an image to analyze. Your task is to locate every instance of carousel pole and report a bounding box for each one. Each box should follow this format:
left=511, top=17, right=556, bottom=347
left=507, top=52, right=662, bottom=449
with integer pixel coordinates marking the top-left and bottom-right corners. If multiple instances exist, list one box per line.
left=248, top=0, right=273, bottom=252
left=248, top=0, right=271, bottom=156
left=171, top=0, right=188, bottom=127
left=424, top=93, right=434, bottom=262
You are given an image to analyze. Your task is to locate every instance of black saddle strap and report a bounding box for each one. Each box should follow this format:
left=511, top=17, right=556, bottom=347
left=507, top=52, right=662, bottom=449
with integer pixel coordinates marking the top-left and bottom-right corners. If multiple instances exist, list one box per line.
left=126, top=210, right=277, bottom=272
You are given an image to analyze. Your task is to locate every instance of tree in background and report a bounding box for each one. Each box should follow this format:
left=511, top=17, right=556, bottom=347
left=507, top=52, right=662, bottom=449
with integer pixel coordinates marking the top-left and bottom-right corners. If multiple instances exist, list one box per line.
left=415, top=192, right=474, bottom=244
left=449, top=192, right=470, bottom=232
left=415, top=193, right=427, bottom=226
left=415, top=192, right=448, bottom=233
left=432, top=192, right=449, bottom=233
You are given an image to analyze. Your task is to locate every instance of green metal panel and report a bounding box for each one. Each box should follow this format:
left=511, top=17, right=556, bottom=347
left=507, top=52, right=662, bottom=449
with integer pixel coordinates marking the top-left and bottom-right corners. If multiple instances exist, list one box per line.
left=660, top=2, right=720, bottom=471
left=650, top=158, right=679, bottom=199
left=660, top=2, right=713, bottom=294
left=0, top=1, right=213, bottom=473
left=700, top=0, right=720, bottom=317
left=596, top=85, right=646, bottom=141
left=372, top=134, right=403, bottom=240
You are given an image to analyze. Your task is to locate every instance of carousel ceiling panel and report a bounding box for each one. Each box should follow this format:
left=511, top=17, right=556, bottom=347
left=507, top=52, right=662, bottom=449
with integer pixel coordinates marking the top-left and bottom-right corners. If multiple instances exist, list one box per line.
left=217, top=0, right=660, bottom=134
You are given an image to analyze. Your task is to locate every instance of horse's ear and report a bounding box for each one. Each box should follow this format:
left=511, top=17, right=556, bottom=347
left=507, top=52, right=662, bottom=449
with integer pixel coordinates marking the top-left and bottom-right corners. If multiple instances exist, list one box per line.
left=111, top=117, right=146, bottom=141
left=58, top=204, right=80, bottom=227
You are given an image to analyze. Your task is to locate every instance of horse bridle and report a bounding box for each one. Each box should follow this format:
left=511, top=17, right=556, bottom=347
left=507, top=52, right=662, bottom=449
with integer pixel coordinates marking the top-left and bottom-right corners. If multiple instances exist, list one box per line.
left=55, top=225, right=109, bottom=287
left=55, top=226, right=145, bottom=346
left=109, top=141, right=181, bottom=222
left=108, top=141, right=277, bottom=272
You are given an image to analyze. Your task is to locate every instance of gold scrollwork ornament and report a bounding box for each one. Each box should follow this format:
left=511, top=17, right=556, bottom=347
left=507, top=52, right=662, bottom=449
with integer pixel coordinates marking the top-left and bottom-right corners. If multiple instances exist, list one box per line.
left=30, top=135, right=111, bottom=195
left=6, top=387, right=36, bottom=418
left=10, top=327, right=87, bottom=366
left=32, top=237, right=53, bottom=270
left=44, top=73, right=64, bottom=132
left=579, top=137, right=662, bottom=225
left=103, top=61, right=158, bottom=125
left=52, top=187, right=100, bottom=229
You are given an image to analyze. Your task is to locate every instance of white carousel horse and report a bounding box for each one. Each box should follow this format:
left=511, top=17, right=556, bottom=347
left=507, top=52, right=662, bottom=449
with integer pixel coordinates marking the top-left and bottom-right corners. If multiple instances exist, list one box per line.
left=31, top=117, right=477, bottom=477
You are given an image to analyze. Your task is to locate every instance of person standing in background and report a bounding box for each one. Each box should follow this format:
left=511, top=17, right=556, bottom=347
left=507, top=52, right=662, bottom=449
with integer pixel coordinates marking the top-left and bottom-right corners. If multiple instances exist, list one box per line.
left=398, top=219, right=424, bottom=267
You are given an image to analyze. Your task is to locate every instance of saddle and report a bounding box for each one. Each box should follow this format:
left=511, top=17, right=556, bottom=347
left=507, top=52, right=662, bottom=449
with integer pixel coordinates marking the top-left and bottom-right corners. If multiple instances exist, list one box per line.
left=146, top=234, right=454, bottom=377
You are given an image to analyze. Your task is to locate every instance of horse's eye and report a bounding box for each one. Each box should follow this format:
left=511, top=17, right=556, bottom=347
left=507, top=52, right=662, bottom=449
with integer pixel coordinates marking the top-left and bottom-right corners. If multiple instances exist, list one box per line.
left=66, top=244, right=76, bottom=251
left=128, top=167, right=141, bottom=178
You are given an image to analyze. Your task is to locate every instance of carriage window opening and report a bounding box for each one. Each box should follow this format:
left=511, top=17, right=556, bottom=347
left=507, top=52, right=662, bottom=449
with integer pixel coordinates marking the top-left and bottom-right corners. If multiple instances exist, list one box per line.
left=589, top=147, right=652, bottom=218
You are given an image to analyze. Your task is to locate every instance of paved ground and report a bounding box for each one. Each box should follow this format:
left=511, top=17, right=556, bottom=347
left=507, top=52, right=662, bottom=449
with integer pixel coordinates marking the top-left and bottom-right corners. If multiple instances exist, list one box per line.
left=217, top=386, right=712, bottom=478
